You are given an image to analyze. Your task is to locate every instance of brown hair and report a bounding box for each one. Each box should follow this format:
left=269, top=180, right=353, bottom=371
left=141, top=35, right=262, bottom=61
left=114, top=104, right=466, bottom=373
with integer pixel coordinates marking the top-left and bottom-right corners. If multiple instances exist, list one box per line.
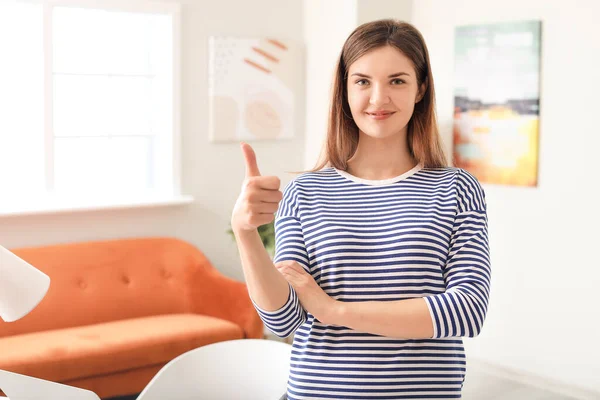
left=311, top=19, right=448, bottom=172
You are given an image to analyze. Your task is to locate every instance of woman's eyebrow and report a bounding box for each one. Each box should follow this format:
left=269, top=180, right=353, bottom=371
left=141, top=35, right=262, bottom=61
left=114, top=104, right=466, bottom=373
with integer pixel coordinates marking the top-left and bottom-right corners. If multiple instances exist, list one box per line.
left=350, top=72, right=411, bottom=78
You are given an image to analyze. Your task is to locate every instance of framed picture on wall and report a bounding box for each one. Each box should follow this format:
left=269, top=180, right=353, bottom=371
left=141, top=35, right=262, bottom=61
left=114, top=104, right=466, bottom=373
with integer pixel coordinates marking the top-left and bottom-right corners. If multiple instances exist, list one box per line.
left=208, top=36, right=302, bottom=142
left=453, top=20, right=542, bottom=187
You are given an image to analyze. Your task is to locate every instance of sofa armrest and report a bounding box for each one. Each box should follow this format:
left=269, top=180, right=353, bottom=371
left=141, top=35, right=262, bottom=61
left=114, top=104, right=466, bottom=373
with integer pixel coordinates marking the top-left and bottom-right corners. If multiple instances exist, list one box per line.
left=185, top=254, right=263, bottom=339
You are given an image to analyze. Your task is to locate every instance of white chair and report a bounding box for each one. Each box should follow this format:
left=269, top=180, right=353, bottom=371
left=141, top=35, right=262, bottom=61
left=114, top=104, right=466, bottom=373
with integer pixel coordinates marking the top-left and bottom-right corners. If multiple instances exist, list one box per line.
left=0, top=245, right=101, bottom=400
left=0, top=369, right=100, bottom=400
left=136, top=339, right=292, bottom=400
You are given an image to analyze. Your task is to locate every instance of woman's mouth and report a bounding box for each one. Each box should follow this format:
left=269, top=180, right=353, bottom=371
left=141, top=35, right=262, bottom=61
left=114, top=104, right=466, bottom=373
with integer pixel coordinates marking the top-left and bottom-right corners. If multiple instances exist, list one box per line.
left=366, top=111, right=395, bottom=120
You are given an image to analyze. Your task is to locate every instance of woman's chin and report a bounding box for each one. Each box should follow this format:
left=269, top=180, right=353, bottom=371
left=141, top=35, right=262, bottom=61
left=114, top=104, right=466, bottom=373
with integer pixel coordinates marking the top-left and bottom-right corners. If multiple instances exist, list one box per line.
left=357, top=126, right=407, bottom=140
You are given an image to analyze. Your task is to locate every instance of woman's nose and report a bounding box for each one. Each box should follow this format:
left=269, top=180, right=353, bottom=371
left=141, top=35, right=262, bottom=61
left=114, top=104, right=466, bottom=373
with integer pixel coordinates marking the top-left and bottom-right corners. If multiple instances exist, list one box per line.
left=369, top=85, right=391, bottom=106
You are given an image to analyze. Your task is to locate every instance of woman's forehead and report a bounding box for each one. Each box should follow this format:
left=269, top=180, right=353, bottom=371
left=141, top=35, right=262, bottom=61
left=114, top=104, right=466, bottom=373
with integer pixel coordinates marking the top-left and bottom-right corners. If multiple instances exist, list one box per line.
left=348, top=46, right=414, bottom=77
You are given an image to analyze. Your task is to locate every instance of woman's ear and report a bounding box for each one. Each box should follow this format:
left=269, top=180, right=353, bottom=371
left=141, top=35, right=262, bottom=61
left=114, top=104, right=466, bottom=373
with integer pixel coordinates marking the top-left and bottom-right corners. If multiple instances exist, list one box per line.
left=416, top=80, right=427, bottom=103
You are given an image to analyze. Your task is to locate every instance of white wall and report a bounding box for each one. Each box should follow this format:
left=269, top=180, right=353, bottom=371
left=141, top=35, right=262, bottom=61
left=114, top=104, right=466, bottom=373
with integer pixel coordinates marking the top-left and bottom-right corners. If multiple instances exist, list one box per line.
left=412, top=0, right=600, bottom=394
left=0, top=0, right=306, bottom=283
left=356, top=0, right=412, bottom=27
left=302, top=0, right=356, bottom=170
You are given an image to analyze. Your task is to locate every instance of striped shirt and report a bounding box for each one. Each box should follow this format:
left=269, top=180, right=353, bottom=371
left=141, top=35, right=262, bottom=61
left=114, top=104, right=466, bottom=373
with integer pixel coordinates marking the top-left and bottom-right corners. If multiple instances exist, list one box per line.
left=253, top=164, right=491, bottom=400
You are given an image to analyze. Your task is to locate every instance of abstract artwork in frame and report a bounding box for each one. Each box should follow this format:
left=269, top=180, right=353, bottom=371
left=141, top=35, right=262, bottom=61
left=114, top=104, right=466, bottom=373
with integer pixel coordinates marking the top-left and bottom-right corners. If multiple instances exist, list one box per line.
left=208, top=36, right=301, bottom=142
left=453, top=21, right=542, bottom=187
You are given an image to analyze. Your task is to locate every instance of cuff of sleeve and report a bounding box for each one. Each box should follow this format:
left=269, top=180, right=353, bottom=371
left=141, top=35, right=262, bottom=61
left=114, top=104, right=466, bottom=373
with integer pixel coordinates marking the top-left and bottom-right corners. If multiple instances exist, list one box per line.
left=424, top=296, right=441, bottom=339
left=251, top=283, right=296, bottom=318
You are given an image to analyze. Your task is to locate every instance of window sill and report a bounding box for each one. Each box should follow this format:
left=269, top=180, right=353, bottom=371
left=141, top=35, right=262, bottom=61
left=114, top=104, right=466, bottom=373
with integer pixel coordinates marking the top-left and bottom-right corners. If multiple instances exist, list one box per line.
left=0, top=195, right=194, bottom=218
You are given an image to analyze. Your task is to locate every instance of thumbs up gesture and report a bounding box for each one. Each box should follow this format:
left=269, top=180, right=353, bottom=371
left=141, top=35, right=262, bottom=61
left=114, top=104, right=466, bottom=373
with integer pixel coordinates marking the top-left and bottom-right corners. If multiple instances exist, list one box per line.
left=231, top=143, right=283, bottom=233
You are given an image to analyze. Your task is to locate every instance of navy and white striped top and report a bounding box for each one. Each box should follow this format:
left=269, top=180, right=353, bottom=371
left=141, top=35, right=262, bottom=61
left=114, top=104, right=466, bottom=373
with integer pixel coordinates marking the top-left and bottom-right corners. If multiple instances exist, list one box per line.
left=253, top=164, right=491, bottom=400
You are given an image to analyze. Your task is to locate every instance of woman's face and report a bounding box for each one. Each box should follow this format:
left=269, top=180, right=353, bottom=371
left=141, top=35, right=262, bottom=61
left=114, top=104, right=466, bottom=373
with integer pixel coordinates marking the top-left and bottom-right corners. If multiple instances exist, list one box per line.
left=346, top=45, right=424, bottom=140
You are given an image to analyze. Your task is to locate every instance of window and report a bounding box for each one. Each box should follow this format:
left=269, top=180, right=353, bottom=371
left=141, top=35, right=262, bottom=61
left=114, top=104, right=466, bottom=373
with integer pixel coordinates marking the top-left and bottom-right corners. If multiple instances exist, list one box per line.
left=0, top=0, right=189, bottom=216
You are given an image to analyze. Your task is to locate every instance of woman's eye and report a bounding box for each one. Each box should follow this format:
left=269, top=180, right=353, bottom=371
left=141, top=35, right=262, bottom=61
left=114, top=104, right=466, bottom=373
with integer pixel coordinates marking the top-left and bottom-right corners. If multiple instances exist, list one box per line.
left=356, top=79, right=369, bottom=86
left=391, top=79, right=405, bottom=85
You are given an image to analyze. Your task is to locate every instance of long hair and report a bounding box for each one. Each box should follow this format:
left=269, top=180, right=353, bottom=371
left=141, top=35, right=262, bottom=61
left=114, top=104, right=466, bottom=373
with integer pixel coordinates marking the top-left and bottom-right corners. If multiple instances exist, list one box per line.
left=311, top=19, right=448, bottom=171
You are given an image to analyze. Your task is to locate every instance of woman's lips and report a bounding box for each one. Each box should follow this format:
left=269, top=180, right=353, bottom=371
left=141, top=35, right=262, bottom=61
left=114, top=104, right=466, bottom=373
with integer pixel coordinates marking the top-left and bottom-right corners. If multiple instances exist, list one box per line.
left=366, top=111, right=395, bottom=120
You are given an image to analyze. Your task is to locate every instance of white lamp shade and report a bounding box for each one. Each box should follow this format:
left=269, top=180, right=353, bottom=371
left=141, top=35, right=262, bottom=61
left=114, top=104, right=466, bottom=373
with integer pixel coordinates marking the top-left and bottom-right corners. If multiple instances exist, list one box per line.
left=0, top=245, right=50, bottom=322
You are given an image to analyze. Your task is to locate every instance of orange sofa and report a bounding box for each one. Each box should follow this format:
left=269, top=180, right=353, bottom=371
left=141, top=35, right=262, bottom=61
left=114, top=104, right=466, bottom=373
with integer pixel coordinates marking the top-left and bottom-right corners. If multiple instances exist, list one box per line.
left=0, top=237, right=263, bottom=398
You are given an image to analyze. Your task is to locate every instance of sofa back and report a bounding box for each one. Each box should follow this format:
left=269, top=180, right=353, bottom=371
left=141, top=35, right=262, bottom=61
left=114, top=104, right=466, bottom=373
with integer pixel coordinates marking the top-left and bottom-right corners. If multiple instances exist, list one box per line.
left=0, top=237, right=212, bottom=338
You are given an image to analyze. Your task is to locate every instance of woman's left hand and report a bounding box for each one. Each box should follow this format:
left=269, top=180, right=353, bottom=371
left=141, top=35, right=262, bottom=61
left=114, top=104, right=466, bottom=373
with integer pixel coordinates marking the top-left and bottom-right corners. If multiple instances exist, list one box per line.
left=275, top=261, right=339, bottom=325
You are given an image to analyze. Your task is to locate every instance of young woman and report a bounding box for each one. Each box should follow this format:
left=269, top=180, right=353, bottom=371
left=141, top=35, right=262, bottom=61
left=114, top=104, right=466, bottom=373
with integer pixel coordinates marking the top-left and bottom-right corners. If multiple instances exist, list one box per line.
left=231, top=19, right=491, bottom=400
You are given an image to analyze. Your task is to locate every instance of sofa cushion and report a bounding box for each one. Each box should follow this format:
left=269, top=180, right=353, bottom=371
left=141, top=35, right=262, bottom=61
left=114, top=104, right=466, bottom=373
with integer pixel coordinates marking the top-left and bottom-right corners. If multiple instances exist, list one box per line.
left=0, top=313, right=244, bottom=383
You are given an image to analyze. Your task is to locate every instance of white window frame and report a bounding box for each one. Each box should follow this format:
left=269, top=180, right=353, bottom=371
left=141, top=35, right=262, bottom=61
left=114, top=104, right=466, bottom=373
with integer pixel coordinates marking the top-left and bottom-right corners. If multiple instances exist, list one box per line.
left=1, top=0, right=192, bottom=218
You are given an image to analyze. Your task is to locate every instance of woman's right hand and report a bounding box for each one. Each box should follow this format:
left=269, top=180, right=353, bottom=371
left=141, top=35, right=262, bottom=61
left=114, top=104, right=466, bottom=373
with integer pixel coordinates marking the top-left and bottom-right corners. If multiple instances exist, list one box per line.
left=231, top=142, right=283, bottom=233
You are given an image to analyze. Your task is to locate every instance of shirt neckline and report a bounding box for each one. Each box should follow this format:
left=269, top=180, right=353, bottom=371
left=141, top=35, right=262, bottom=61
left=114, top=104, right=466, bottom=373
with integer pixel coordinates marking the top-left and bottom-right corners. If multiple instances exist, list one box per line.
left=333, top=163, right=423, bottom=186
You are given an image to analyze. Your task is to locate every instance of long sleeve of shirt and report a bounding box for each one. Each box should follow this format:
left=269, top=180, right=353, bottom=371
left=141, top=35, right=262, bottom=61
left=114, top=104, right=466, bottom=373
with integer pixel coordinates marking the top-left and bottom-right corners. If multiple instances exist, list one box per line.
left=251, top=180, right=308, bottom=338
left=424, top=169, right=491, bottom=338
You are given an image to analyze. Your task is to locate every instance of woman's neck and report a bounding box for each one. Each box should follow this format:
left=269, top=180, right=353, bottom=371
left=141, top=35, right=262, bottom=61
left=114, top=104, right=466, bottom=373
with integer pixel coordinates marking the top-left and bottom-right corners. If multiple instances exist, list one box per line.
left=346, top=130, right=417, bottom=180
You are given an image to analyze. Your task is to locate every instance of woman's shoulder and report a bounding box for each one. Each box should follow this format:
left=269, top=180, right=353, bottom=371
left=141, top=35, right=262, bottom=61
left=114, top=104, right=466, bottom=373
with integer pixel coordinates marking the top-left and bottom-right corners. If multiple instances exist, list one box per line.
left=417, top=165, right=461, bottom=182
left=280, top=167, right=338, bottom=193
left=419, top=166, right=481, bottom=185
left=419, top=166, right=485, bottom=206
left=444, top=167, right=484, bottom=193
left=288, top=167, right=339, bottom=185
left=426, top=167, right=485, bottom=212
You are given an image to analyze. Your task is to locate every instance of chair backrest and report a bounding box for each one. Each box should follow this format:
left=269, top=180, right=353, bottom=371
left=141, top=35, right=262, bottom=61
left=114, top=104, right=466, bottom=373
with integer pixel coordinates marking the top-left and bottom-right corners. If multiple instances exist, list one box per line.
left=0, top=369, right=100, bottom=399
left=136, top=339, right=292, bottom=400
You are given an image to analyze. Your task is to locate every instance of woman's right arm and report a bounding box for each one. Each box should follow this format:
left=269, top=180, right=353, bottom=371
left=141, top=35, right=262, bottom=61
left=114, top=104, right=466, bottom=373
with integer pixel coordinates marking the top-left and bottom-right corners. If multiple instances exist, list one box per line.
left=231, top=143, right=307, bottom=337
left=233, top=228, right=290, bottom=311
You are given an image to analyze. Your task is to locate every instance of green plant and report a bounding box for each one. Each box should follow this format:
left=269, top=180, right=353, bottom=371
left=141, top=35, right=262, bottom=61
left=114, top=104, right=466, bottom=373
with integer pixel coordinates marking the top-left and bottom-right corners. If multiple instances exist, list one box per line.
left=227, top=221, right=275, bottom=258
